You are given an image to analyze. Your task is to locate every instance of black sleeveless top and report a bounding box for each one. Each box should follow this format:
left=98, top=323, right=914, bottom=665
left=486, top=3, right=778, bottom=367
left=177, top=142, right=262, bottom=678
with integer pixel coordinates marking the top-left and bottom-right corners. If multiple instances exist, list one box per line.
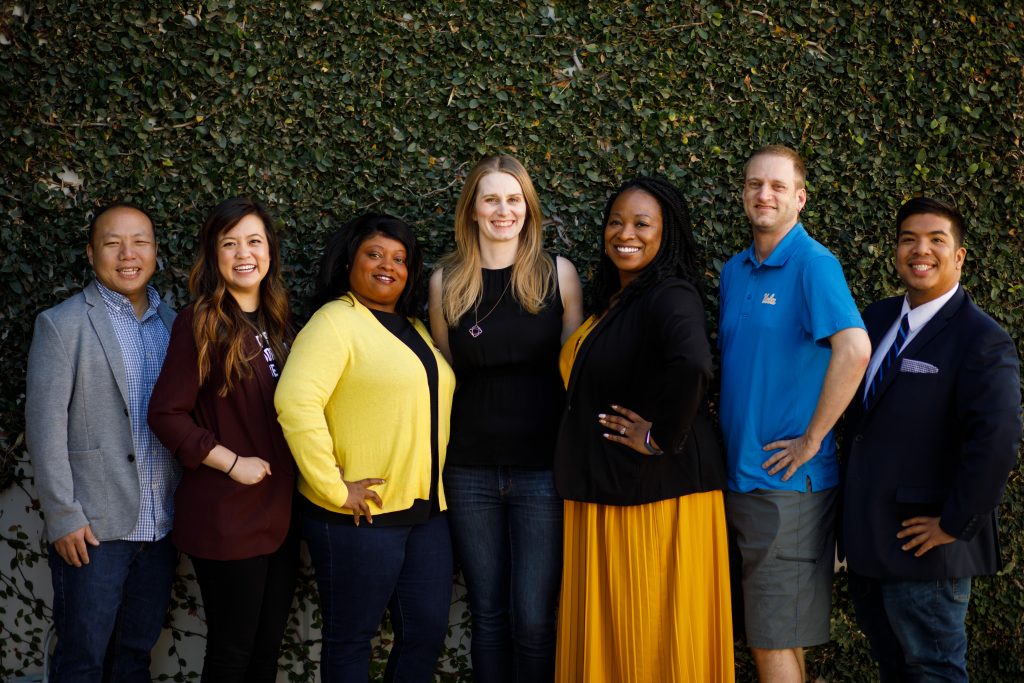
left=446, top=258, right=565, bottom=468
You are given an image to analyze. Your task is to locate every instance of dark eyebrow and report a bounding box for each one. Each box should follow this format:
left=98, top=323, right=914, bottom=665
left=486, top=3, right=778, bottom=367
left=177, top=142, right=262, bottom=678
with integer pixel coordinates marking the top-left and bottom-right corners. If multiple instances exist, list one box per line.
left=899, top=229, right=951, bottom=238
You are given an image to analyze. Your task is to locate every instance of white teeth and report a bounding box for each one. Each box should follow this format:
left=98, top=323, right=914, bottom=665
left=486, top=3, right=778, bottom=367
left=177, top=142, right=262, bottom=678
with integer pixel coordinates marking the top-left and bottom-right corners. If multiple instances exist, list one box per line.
left=234, top=264, right=256, bottom=272
left=118, top=268, right=139, bottom=275
left=911, top=264, right=931, bottom=271
left=615, top=246, right=640, bottom=254
left=374, top=275, right=395, bottom=283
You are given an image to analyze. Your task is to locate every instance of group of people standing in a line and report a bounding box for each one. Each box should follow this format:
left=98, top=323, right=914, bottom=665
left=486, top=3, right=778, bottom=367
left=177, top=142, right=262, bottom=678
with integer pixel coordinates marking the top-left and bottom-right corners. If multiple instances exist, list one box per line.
left=24, top=144, right=1021, bottom=683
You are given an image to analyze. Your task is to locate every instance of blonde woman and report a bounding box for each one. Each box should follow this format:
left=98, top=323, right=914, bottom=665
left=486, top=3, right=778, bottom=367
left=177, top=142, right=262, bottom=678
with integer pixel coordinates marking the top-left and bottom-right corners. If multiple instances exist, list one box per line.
left=428, top=155, right=583, bottom=682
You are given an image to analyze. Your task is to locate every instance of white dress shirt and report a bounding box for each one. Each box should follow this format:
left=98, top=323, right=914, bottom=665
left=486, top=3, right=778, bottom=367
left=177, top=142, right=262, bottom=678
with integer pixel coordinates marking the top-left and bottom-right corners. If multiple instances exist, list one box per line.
left=863, top=283, right=960, bottom=400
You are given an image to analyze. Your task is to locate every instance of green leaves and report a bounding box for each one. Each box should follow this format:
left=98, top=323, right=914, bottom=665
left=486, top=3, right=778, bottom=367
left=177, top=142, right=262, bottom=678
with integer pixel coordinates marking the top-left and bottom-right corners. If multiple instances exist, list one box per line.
left=2, top=1, right=1023, bottom=681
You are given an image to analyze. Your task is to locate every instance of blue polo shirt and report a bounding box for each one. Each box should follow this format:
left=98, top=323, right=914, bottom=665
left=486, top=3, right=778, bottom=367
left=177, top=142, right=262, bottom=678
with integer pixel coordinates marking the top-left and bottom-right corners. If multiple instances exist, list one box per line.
left=718, top=224, right=864, bottom=493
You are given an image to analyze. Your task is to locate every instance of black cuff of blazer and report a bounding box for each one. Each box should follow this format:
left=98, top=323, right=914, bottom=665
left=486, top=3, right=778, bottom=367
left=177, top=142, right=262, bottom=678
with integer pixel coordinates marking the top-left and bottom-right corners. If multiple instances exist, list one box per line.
left=948, top=513, right=981, bottom=541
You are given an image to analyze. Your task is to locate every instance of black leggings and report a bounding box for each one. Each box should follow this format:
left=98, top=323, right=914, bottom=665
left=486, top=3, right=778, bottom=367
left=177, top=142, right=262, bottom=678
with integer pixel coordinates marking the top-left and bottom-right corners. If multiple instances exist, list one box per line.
left=190, top=531, right=299, bottom=683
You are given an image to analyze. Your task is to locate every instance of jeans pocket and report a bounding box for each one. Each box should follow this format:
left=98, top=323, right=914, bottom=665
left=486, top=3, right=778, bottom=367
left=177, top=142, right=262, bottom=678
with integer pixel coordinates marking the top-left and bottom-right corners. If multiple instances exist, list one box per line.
left=950, top=577, right=972, bottom=603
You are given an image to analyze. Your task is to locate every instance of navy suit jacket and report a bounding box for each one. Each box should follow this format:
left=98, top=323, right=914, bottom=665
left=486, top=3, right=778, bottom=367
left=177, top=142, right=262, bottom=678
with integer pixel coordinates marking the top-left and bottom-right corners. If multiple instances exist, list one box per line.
left=841, top=287, right=1021, bottom=580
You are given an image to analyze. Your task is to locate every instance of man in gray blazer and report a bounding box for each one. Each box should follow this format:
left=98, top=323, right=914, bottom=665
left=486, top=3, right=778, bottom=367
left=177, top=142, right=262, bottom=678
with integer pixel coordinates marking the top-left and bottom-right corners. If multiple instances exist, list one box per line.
left=26, top=203, right=180, bottom=682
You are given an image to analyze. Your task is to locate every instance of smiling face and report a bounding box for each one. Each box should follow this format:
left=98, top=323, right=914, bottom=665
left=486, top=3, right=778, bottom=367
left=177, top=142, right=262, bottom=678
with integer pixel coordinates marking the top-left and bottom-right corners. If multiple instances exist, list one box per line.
left=216, top=213, right=270, bottom=311
left=87, top=206, right=157, bottom=315
left=895, top=212, right=966, bottom=308
left=472, top=172, right=528, bottom=246
left=743, top=153, right=807, bottom=237
left=603, top=188, right=663, bottom=288
left=349, top=233, right=409, bottom=313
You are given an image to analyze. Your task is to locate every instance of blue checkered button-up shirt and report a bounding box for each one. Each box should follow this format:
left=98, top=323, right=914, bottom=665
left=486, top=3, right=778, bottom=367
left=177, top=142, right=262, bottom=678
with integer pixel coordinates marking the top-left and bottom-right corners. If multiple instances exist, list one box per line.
left=95, top=282, right=180, bottom=542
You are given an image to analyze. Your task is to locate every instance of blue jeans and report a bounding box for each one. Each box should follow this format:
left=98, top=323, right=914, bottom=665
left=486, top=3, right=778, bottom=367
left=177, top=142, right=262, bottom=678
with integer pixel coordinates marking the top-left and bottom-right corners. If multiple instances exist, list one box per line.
left=301, top=509, right=453, bottom=683
left=849, top=571, right=972, bottom=682
left=444, top=466, right=563, bottom=683
left=48, top=536, right=177, bottom=683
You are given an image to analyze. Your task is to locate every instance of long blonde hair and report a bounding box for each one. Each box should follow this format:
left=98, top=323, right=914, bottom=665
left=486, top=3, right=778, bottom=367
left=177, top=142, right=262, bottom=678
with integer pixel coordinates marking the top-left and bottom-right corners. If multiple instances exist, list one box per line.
left=438, top=155, right=555, bottom=325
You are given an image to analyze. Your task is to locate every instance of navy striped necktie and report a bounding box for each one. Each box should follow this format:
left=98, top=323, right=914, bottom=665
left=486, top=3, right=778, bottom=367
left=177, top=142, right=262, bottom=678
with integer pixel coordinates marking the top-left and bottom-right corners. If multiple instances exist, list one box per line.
left=864, top=313, right=910, bottom=408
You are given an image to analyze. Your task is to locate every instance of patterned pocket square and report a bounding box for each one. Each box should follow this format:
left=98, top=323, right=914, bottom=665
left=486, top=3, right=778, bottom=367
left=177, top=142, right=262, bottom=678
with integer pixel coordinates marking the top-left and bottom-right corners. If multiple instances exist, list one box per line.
left=900, top=358, right=939, bottom=374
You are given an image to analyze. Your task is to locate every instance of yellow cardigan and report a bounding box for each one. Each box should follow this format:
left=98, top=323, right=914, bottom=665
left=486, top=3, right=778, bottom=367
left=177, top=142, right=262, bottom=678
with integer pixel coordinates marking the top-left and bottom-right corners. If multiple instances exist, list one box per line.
left=275, top=294, right=455, bottom=516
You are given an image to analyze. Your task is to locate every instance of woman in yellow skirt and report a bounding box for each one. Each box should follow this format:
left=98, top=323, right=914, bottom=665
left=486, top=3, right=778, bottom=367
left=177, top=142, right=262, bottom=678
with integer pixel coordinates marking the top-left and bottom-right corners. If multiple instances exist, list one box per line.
left=554, top=176, right=734, bottom=683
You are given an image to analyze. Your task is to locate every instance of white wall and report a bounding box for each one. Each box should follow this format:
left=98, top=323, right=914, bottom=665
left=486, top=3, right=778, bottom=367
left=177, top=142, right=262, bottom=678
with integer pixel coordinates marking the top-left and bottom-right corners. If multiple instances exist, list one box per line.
left=0, top=458, right=469, bottom=682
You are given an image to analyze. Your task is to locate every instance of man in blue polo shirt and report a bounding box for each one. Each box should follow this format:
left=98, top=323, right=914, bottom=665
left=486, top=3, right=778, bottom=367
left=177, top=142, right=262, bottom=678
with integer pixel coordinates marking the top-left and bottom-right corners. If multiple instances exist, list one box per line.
left=719, top=145, right=870, bottom=683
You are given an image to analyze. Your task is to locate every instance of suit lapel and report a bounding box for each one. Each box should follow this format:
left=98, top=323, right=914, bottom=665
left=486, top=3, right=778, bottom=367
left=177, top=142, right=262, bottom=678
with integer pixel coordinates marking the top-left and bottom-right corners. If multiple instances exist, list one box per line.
left=564, top=299, right=627, bottom=401
left=859, top=297, right=902, bottom=420
left=865, top=299, right=900, bottom=350
left=157, top=301, right=175, bottom=333
left=897, top=287, right=965, bottom=361
left=863, top=288, right=965, bottom=417
left=84, top=281, right=130, bottom=406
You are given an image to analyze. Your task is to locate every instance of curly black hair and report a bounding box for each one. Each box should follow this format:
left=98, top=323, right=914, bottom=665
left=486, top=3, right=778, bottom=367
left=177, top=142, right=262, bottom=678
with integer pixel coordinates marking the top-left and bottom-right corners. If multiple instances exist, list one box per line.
left=591, top=176, right=704, bottom=313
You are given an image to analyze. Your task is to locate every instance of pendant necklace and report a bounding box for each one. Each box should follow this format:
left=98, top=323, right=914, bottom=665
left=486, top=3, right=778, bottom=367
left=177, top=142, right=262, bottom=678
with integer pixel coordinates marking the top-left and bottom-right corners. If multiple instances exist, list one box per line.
left=469, top=275, right=512, bottom=338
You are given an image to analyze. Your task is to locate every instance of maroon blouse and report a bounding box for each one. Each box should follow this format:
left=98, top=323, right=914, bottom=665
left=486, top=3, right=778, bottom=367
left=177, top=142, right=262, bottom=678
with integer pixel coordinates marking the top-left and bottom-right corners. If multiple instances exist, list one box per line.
left=148, top=305, right=294, bottom=560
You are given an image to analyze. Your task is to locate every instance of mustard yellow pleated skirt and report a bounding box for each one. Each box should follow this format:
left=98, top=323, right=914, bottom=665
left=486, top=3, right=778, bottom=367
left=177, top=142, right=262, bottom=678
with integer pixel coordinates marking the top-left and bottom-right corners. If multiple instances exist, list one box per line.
left=555, top=491, right=734, bottom=683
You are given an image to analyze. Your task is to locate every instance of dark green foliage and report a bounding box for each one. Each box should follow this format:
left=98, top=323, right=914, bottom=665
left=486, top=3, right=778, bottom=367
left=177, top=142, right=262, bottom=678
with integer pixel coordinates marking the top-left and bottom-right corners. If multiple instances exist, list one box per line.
left=2, top=1, right=1022, bottom=680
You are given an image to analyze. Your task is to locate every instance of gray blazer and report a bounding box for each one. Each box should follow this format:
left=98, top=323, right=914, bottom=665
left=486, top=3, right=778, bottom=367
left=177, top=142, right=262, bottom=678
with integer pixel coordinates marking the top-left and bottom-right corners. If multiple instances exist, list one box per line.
left=25, top=281, right=176, bottom=542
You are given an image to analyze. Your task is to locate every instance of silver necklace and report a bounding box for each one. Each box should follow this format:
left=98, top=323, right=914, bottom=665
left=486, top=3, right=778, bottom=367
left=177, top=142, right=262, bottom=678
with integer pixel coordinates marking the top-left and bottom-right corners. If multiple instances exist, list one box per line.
left=469, top=276, right=512, bottom=338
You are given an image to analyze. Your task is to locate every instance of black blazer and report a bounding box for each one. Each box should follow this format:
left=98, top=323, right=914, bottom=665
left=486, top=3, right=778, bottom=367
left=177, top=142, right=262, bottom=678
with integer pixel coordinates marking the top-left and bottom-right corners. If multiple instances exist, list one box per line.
left=841, top=287, right=1021, bottom=580
left=554, top=278, right=726, bottom=505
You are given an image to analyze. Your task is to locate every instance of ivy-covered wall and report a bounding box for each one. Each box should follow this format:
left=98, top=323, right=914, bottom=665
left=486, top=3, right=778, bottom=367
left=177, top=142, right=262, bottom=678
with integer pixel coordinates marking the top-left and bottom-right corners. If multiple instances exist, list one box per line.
left=2, top=1, right=1022, bottom=681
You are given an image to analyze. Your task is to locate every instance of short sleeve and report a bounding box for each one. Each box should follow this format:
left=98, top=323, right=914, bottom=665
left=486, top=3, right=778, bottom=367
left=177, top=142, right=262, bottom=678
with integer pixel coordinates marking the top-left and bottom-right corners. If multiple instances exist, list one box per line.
left=802, top=254, right=865, bottom=343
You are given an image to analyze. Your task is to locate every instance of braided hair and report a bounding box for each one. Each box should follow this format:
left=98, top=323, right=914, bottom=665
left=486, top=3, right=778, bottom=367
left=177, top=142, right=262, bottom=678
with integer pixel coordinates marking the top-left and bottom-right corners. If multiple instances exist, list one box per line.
left=591, top=176, right=704, bottom=313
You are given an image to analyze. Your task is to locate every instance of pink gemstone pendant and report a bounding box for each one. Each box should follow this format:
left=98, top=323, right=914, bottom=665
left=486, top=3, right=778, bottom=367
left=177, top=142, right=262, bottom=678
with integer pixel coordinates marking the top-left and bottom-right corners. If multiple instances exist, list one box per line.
left=469, top=324, right=483, bottom=338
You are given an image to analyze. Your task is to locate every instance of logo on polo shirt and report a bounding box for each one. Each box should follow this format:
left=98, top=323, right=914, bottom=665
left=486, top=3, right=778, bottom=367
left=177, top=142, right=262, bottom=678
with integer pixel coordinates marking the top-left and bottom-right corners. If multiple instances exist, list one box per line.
left=761, top=292, right=777, bottom=305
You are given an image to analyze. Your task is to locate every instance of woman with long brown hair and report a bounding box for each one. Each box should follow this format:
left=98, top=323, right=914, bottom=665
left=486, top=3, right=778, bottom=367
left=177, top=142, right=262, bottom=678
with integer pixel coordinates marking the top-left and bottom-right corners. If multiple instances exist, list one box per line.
left=149, top=196, right=298, bottom=683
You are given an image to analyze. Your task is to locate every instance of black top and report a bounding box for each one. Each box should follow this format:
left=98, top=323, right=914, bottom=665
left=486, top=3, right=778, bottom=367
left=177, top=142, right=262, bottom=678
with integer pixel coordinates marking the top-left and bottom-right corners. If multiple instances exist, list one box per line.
left=554, top=278, right=726, bottom=505
left=303, top=309, right=441, bottom=527
left=446, top=261, right=564, bottom=468
left=243, top=309, right=280, bottom=378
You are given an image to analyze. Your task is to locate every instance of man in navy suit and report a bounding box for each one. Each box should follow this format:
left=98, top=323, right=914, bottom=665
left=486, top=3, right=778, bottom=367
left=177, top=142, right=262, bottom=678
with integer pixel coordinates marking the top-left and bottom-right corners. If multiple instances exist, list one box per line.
left=842, top=196, right=1021, bottom=682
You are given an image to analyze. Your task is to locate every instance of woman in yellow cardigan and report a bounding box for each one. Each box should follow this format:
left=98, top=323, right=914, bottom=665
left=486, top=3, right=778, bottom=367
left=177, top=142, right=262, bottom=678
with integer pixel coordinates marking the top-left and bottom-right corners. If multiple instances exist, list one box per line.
left=275, top=214, right=456, bottom=683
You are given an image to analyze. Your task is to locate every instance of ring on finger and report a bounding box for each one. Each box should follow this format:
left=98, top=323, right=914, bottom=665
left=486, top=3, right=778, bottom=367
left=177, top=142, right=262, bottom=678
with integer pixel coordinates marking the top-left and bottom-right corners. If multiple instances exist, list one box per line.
left=620, top=427, right=626, bottom=435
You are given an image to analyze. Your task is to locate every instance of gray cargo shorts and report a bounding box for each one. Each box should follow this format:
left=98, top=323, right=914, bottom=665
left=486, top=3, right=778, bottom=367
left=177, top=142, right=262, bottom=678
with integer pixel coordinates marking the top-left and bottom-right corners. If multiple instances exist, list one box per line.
left=726, top=486, right=838, bottom=649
